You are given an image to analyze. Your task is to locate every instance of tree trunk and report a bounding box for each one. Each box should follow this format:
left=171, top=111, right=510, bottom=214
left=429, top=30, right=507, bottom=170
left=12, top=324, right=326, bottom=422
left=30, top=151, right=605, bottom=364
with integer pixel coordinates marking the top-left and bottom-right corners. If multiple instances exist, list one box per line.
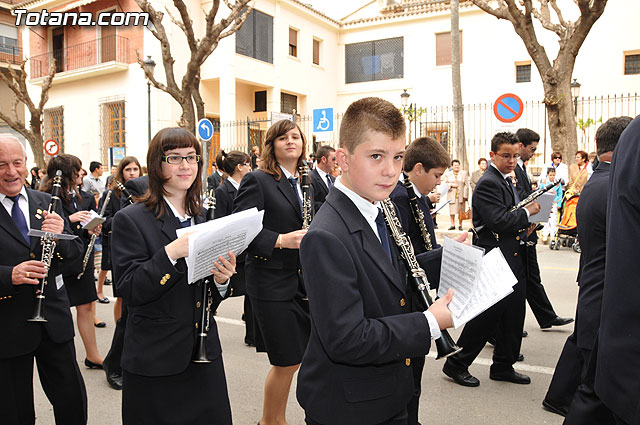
left=450, top=0, right=467, bottom=170
left=543, top=76, right=578, bottom=163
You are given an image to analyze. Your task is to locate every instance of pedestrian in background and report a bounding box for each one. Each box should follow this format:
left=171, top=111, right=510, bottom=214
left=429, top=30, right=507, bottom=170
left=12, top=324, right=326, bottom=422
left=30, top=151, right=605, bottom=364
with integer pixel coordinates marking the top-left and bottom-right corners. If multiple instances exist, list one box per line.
left=444, top=159, right=469, bottom=230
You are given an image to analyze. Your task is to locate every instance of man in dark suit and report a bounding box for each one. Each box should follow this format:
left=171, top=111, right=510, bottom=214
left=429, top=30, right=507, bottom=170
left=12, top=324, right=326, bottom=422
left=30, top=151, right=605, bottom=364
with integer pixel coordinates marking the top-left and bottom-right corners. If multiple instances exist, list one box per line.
left=310, top=145, right=336, bottom=211
left=595, top=115, right=640, bottom=425
left=548, top=117, right=632, bottom=424
left=207, top=165, right=222, bottom=192
left=443, top=132, right=540, bottom=387
left=0, top=136, right=87, bottom=424
left=515, top=128, right=574, bottom=331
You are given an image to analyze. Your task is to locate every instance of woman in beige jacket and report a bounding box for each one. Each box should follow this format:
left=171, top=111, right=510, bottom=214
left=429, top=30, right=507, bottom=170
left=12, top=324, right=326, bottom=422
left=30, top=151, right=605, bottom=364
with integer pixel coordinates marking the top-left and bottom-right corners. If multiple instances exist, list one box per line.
left=444, top=159, right=469, bottom=230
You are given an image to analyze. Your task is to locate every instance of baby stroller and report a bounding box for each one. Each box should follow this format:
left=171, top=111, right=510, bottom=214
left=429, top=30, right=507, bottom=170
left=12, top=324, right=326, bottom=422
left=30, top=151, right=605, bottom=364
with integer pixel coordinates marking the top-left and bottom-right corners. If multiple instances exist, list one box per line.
left=550, top=192, right=581, bottom=253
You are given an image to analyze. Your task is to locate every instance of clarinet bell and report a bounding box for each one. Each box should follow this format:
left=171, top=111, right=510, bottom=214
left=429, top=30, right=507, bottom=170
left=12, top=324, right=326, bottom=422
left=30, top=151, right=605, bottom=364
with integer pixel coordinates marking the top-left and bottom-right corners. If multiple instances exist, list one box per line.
left=192, top=334, right=211, bottom=363
left=434, top=331, right=462, bottom=360
left=27, top=294, right=48, bottom=323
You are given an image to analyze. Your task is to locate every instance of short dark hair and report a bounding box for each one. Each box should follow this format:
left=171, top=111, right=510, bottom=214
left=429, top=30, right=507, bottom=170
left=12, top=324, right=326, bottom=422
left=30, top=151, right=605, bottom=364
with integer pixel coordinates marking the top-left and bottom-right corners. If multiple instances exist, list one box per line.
left=89, top=161, right=102, bottom=172
left=260, top=119, right=307, bottom=181
left=141, top=127, right=203, bottom=219
left=595, top=116, right=633, bottom=155
left=216, top=149, right=250, bottom=176
left=339, top=97, right=405, bottom=153
left=551, top=151, right=562, bottom=160
left=547, top=167, right=556, bottom=174
left=575, top=150, right=588, bottom=162
left=43, top=154, right=82, bottom=205
left=403, top=137, right=450, bottom=172
left=451, top=159, right=460, bottom=166
left=491, top=132, right=519, bottom=152
left=315, top=145, right=335, bottom=162
left=515, top=128, right=540, bottom=146
left=477, top=157, right=487, bottom=165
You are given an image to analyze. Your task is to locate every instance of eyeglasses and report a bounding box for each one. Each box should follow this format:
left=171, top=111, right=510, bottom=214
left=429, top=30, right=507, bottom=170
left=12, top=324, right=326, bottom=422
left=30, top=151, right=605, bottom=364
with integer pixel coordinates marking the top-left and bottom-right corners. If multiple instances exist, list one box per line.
left=552, top=156, right=562, bottom=160
left=162, top=155, right=201, bottom=164
left=495, top=153, right=521, bottom=160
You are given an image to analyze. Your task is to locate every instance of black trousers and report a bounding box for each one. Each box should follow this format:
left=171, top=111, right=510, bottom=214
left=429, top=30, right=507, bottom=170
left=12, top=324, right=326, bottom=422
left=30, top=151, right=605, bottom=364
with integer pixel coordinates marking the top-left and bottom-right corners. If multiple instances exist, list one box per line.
left=306, top=407, right=409, bottom=425
left=545, top=332, right=582, bottom=410
left=407, top=356, right=425, bottom=425
left=525, top=244, right=557, bottom=327
left=447, top=246, right=527, bottom=373
left=0, top=333, right=87, bottom=425
left=104, top=302, right=128, bottom=374
left=243, top=295, right=255, bottom=345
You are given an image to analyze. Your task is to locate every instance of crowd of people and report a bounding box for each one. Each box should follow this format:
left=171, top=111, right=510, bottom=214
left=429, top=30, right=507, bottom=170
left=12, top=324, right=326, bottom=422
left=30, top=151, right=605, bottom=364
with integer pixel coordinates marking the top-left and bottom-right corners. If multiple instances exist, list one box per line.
left=1, top=98, right=638, bottom=425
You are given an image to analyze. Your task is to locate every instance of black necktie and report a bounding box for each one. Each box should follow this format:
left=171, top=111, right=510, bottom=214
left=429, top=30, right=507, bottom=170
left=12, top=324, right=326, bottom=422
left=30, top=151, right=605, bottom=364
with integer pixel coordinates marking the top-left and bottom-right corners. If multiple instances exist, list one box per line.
left=179, top=218, right=191, bottom=228
left=9, top=195, right=30, bottom=243
left=375, top=208, right=392, bottom=262
left=506, top=176, right=520, bottom=204
left=326, top=174, right=333, bottom=189
left=288, top=177, right=303, bottom=210
left=521, top=163, right=530, bottom=186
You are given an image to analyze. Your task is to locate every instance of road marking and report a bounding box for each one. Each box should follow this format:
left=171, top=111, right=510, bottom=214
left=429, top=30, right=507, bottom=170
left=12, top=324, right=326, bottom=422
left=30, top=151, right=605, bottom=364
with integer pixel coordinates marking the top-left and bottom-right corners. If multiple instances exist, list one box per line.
left=217, top=316, right=556, bottom=376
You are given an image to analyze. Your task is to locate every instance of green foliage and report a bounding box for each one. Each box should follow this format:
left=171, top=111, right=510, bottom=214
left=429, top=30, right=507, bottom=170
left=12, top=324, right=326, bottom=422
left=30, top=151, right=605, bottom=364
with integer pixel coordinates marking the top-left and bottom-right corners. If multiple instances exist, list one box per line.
left=401, top=105, right=427, bottom=122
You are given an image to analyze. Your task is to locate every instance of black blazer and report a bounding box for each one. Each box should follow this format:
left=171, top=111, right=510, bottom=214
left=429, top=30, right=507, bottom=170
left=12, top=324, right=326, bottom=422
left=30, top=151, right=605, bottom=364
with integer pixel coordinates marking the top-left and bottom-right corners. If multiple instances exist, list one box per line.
left=574, top=161, right=609, bottom=351
left=120, top=176, right=148, bottom=209
left=310, top=168, right=334, bottom=212
left=514, top=162, right=537, bottom=242
left=472, top=166, right=529, bottom=275
left=297, top=189, right=431, bottom=425
left=207, top=172, right=222, bottom=192
left=101, top=187, right=122, bottom=237
left=233, top=170, right=310, bottom=301
left=111, top=202, right=225, bottom=377
left=390, top=182, right=442, bottom=291
left=596, top=115, right=640, bottom=424
left=60, top=190, right=97, bottom=276
left=0, top=188, right=83, bottom=359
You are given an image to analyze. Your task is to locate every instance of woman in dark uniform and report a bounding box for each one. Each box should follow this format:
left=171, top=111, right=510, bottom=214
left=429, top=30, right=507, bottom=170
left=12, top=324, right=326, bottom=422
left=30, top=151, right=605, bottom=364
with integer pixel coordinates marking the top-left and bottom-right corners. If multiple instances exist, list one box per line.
left=214, top=150, right=253, bottom=345
left=99, top=156, right=141, bottom=320
left=233, top=119, right=311, bottom=425
left=111, top=127, right=236, bottom=425
left=43, top=154, right=104, bottom=368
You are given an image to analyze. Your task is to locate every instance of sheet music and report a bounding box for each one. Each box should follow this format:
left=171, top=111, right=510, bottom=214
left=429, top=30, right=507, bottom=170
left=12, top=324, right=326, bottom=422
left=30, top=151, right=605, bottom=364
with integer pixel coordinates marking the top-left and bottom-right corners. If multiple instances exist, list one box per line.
left=438, top=237, right=485, bottom=314
left=527, top=192, right=556, bottom=223
left=438, top=238, right=517, bottom=328
left=81, top=210, right=105, bottom=230
left=439, top=182, right=449, bottom=198
left=176, top=208, right=263, bottom=284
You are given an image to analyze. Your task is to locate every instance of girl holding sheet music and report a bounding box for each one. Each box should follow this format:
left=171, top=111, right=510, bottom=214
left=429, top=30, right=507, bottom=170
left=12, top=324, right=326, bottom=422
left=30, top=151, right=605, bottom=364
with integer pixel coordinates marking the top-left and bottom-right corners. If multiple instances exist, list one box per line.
left=233, top=120, right=312, bottom=425
left=110, top=127, right=236, bottom=425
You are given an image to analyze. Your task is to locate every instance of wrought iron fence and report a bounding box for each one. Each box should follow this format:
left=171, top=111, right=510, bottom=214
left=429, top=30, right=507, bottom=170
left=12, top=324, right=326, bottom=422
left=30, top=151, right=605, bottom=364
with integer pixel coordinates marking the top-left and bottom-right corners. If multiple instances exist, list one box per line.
left=29, top=35, right=129, bottom=79
left=216, top=93, right=638, bottom=177
left=0, top=44, right=22, bottom=65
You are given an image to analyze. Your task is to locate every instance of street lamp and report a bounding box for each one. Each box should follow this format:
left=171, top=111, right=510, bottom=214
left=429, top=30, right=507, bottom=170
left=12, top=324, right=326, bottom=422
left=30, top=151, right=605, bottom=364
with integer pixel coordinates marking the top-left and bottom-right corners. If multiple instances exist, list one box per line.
left=400, top=89, right=413, bottom=142
left=143, top=55, right=156, bottom=143
left=570, top=78, right=581, bottom=116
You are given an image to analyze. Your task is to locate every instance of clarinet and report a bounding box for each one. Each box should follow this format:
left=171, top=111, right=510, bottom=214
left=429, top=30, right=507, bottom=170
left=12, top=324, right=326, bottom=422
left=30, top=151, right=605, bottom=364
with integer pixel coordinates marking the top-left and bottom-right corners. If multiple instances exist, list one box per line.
left=299, top=161, right=314, bottom=229
left=402, top=172, right=433, bottom=251
left=114, top=180, right=134, bottom=206
left=77, top=189, right=112, bottom=278
left=193, top=190, right=216, bottom=363
left=380, top=198, right=462, bottom=359
left=469, top=179, right=562, bottom=239
left=28, top=170, right=63, bottom=322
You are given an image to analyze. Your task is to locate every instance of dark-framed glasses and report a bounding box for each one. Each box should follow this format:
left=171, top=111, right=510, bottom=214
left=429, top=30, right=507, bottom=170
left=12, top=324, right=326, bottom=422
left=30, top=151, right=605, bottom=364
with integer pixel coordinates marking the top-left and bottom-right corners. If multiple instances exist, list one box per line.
left=495, top=153, right=520, bottom=160
left=162, top=154, right=201, bottom=164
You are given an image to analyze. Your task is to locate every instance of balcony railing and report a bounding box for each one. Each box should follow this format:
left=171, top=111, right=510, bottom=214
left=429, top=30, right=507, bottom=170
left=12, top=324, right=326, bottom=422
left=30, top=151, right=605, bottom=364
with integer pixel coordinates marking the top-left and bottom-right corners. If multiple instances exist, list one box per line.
left=0, top=44, right=22, bottom=65
left=30, top=35, right=129, bottom=79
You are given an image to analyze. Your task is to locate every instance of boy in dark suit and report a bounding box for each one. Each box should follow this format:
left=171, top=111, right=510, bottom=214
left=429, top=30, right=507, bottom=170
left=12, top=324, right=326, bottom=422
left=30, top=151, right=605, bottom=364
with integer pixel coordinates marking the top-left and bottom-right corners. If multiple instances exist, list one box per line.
left=442, top=132, right=540, bottom=388
left=298, top=97, right=454, bottom=425
left=310, top=145, right=336, bottom=211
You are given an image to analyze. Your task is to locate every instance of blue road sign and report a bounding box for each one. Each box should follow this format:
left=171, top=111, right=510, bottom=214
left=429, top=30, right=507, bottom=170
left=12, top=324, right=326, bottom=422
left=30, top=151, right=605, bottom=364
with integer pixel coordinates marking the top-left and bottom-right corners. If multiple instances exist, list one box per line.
left=313, top=108, right=334, bottom=132
left=197, top=118, right=214, bottom=141
left=493, top=93, right=524, bottom=123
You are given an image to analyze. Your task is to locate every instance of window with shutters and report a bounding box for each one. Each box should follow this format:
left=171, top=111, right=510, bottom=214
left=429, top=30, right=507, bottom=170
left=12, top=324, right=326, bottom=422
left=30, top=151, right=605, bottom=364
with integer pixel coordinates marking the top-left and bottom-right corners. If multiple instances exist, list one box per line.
left=289, top=27, right=298, bottom=57
left=435, top=31, right=462, bottom=66
left=99, top=100, right=126, bottom=165
left=624, top=51, right=640, bottom=75
left=235, top=9, right=273, bottom=63
left=312, top=38, right=320, bottom=65
left=281, top=93, right=297, bottom=114
left=345, top=37, right=403, bottom=84
left=516, top=62, right=531, bottom=83
left=43, top=107, right=64, bottom=153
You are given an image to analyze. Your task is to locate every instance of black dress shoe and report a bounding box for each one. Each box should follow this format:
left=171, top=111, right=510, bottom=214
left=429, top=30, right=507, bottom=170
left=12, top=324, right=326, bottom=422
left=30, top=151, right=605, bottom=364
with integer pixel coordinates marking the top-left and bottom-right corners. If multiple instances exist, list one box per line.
left=84, top=358, right=103, bottom=369
left=517, top=353, right=524, bottom=362
left=458, top=226, right=463, bottom=231
left=542, top=398, right=568, bottom=417
left=94, top=321, right=107, bottom=328
left=442, top=363, right=480, bottom=387
left=540, top=316, right=574, bottom=329
left=103, top=360, right=123, bottom=390
left=447, top=226, right=456, bottom=230
left=522, top=330, right=528, bottom=337
left=489, top=369, right=530, bottom=384
left=104, top=278, right=112, bottom=285
left=98, top=297, right=110, bottom=304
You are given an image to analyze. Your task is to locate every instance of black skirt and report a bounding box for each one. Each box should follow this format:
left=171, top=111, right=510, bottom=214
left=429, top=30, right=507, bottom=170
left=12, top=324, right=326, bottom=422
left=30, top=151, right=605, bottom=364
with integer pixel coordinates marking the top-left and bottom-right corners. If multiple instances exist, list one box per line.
left=101, top=235, right=112, bottom=271
left=122, top=356, right=232, bottom=425
left=64, top=256, right=97, bottom=306
left=251, top=293, right=310, bottom=367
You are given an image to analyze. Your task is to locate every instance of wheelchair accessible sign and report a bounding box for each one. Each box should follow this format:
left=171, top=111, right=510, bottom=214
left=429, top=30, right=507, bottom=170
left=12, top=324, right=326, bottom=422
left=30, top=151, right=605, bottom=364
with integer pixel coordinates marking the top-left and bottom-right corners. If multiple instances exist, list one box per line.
left=313, top=108, right=333, bottom=141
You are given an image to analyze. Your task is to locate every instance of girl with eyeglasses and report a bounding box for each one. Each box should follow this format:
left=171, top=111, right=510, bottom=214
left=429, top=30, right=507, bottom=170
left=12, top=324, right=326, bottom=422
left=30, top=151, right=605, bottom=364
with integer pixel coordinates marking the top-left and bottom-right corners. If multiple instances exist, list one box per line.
left=111, top=127, right=236, bottom=425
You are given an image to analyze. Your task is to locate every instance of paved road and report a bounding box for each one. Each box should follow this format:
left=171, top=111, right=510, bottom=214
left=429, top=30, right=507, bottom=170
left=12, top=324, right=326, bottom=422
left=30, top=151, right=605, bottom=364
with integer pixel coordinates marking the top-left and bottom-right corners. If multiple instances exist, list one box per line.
left=34, top=237, right=579, bottom=424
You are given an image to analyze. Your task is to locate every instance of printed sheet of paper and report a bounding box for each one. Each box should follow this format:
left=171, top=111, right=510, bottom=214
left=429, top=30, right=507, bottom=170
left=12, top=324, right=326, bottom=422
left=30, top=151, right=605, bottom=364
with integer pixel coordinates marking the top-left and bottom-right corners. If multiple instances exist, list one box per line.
left=527, top=192, right=556, bottom=223
left=438, top=237, right=485, bottom=314
left=81, top=210, right=105, bottom=230
left=453, top=248, right=517, bottom=328
left=176, top=208, right=264, bottom=284
left=438, top=182, right=449, bottom=198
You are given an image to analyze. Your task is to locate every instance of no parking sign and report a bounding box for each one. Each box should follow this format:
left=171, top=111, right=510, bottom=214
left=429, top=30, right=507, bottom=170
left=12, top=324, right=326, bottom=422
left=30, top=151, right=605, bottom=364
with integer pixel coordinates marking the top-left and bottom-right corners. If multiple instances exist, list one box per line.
left=493, top=93, right=524, bottom=123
